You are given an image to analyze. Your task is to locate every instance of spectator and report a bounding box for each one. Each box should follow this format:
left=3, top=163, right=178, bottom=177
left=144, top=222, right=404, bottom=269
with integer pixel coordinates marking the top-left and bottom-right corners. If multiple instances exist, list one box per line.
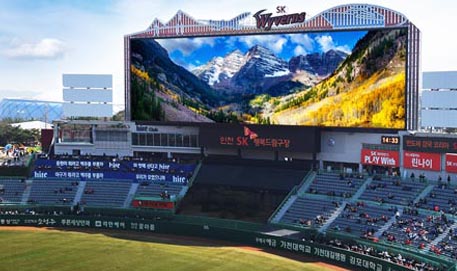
left=419, top=173, right=425, bottom=182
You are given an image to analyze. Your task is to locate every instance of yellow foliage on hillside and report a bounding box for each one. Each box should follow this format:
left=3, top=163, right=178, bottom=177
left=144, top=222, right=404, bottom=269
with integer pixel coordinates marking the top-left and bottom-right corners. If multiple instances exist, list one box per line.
left=303, top=71, right=405, bottom=128
left=131, top=65, right=151, bottom=83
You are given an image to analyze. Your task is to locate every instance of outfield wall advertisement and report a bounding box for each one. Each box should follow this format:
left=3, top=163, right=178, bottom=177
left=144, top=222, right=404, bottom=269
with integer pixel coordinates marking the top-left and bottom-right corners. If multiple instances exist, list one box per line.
left=129, top=28, right=407, bottom=129
left=131, top=199, right=175, bottom=209
left=0, top=214, right=425, bottom=271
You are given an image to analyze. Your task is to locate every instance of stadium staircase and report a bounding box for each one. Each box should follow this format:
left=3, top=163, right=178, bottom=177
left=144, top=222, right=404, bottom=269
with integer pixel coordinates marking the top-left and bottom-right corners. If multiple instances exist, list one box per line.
left=123, top=183, right=139, bottom=208
left=176, top=161, right=202, bottom=208
left=374, top=207, right=404, bottom=238
left=296, top=171, right=316, bottom=195
left=350, top=177, right=372, bottom=202
left=413, top=184, right=435, bottom=204
left=318, top=201, right=348, bottom=233
left=270, top=195, right=298, bottom=223
left=186, top=160, right=202, bottom=188
left=20, top=180, right=33, bottom=204
left=178, top=186, right=189, bottom=198
left=426, top=221, right=457, bottom=251
left=270, top=170, right=315, bottom=223
left=73, top=181, right=86, bottom=205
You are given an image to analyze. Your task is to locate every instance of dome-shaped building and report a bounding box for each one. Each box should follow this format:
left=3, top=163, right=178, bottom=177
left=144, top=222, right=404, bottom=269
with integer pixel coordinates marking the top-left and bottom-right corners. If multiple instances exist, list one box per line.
left=0, top=98, right=63, bottom=123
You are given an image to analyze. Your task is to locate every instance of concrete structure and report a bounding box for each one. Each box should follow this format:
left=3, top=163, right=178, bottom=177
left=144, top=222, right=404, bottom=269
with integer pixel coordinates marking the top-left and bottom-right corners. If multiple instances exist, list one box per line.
left=62, top=74, right=113, bottom=118
left=421, top=71, right=457, bottom=129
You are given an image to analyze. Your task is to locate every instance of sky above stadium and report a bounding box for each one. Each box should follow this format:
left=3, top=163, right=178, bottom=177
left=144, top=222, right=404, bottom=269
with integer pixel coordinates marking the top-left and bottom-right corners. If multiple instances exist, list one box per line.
left=0, top=0, right=456, bottom=111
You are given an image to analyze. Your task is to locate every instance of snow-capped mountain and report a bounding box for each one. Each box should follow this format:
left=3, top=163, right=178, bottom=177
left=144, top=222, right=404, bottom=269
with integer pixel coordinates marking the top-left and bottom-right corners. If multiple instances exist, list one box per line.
left=230, top=45, right=291, bottom=94
left=191, top=45, right=348, bottom=96
left=192, top=50, right=246, bottom=87
left=289, top=49, right=349, bottom=76
left=192, top=45, right=291, bottom=94
left=237, top=45, right=290, bottom=79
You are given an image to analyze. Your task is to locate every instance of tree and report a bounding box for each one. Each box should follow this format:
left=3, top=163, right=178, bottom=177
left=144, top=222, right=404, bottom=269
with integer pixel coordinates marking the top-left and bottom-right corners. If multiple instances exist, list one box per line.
left=0, top=121, right=39, bottom=146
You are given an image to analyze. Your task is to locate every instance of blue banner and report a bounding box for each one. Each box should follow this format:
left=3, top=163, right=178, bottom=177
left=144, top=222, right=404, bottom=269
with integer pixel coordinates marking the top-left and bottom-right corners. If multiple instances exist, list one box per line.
left=34, top=159, right=195, bottom=172
left=32, top=158, right=194, bottom=184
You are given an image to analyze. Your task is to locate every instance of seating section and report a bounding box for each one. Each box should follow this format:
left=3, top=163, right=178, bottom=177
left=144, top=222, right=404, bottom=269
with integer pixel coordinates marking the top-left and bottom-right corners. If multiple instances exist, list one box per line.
left=436, top=228, right=457, bottom=259
left=80, top=181, right=132, bottom=207
left=307, top=172, right=365, bottom=198
left=359, top=177, right=427, bottom=205
left=135, top=182, right=183, bottom=198
left=275, top=171, right=457, bottom=262
left=328, top=202, right=396, bottom=237
left=28, top=179, right=78, bottom=205
left=0, top=179, right=26, bottom=203
left=382, top=208, right=453, bottom=248
left=417, top=184, right=457, bottom=215
left=27, top=154, right=200, bottom=208
left=279, top=197, right=341, bottom=227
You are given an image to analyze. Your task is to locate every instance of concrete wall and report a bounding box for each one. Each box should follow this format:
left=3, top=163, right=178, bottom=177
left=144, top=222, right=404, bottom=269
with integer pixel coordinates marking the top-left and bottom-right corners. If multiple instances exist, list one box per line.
left=318, top=131, right=386, bottom=164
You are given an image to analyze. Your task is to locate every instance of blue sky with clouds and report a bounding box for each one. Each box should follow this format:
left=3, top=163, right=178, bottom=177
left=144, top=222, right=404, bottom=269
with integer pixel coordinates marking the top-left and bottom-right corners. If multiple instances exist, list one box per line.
left=161, top=31, right=366, bottom=70
left=0, top=0, right=456, bottom=111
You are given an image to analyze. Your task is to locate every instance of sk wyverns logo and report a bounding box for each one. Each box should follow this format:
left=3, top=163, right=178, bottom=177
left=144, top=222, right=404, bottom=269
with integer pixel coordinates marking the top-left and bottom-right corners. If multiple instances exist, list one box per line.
left=253, top=8, right=306, bottom=30
left=276, top=6, right=287, bottom=13
left=244, top=126, right=258, bottom=140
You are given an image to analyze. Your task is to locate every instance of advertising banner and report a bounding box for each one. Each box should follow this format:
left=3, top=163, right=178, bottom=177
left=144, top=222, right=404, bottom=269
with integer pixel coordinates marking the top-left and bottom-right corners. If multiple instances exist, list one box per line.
left=403, top=151, right=441, bottom=171
left=0, top=214, right=417, bottom=271
left=445, top=153, right=457, bottom=173
left=360, top=149, right=399, bottom=167
left=131, top=200, right=174, bottom=209
left=34, top=159, right=195, bottom=172
left=199, top=123, right=319, bottom=152
left=32, top=170, right=188, bottom=184
left=32, top=158, right=195, bottom=184
left=403, top=136, right=457, bottom=153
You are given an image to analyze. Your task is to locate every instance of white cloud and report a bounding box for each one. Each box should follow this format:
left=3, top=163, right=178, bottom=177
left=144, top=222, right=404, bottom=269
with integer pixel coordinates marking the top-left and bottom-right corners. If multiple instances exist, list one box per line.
left=158, top=37, right=215, bottom=56
left=289, top=34, right=314, bottom=52
left=293, top=45, right=307, bottom=56
left=315, top=35, right=333, bottom=52
left=315, top=35, right=351, bottom=54
left=271, top=38, right=288, bottom=54
left=4, top=38, right=66, bottom=60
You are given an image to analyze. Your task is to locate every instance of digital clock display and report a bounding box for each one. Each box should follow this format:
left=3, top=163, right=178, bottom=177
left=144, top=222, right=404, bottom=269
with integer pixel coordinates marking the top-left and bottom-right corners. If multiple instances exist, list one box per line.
left=381, top=136, right=400, bottom=145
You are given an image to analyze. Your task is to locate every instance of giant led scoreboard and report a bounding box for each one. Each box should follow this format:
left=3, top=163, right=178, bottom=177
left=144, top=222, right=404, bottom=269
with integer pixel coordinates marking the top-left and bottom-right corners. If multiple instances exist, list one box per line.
left=125, top=4, right=420, bottom=152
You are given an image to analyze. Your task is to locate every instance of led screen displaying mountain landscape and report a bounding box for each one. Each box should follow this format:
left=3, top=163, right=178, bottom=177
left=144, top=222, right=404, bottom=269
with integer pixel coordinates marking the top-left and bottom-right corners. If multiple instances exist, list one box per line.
left=130, top=29, right=406, bottom=128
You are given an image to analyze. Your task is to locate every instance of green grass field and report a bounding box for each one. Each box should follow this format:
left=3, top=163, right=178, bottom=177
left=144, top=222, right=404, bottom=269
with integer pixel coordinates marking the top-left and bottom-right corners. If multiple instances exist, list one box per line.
left=0, top=228, right=343, bottom=271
